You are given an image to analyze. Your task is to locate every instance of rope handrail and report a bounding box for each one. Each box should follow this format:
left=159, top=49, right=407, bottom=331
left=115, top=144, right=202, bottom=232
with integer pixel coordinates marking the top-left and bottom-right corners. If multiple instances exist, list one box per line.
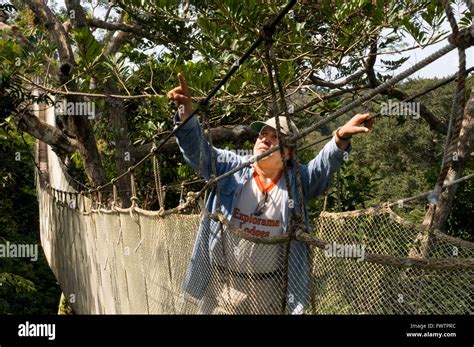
left=44, top=156, right=474, bottom=227
left=298, top=66, right=474, bottom=152
left=296, top=231, right=474, bottom=270
left=291, top=43, right=458, bottom=143
left=42, top=175, right=474, bottom=273
left=386, top=173, right=474, bottom=207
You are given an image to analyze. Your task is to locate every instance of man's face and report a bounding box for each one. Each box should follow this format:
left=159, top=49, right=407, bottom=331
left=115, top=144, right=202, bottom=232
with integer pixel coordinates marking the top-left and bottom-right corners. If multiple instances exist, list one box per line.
left=253, top=126, right=291, bottom=167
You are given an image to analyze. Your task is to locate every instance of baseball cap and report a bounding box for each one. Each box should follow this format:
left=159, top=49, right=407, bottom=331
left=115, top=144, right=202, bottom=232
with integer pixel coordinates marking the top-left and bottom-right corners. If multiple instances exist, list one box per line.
left=250, top=116, right=299, bottom=136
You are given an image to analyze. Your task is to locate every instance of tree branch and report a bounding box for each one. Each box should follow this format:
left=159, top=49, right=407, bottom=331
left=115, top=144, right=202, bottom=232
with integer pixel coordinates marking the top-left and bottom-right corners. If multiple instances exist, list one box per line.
left=103, top=31, right=131, bottom=57
left=365, top=39, right=378, bottom=88
left=25, top=0, right=75, bottom=68
left=363, top=37, right=447, bottom=134
left=26, top=0, right=107, bottom=188
left=86, top=18, right=164, bottom=45
left=309, top=69, right=366, bottom=89
left=131, top=125, right=258, bottom=161
left=87, top=18, right=142, bottom=33
left=17, top=111, right=79, bottom=154
left=18, top=74, right=163, bottom=99
left=384, top=87, right=448, bottom=134
left=309, top=36, right=378, bottom=90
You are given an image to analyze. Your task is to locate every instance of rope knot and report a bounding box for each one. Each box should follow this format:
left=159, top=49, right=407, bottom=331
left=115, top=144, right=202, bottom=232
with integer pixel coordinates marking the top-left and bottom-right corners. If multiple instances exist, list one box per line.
left=448, top=26, right=474, bottom=49
left=130, top=196, right=139, bottom=207
left=150, top=142, right=157, bottom=154
left=427, top=184, right=442, bottom=205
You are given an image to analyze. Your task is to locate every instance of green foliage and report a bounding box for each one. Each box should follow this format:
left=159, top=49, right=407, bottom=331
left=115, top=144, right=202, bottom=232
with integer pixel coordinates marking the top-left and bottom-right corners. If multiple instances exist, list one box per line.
left=71, top=26, right=103, bottom=82
left=1, top=1, right=473, bottom=301
left=312, top=76, right=473, bottom=241
left=445, top=161, right=474, bottom=241
left=0, top=122, right=60, bottom=314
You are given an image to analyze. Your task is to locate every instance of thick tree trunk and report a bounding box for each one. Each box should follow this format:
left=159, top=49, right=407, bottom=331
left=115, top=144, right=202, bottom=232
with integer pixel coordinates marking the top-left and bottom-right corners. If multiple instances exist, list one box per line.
left=410, top=88, right=473, bottom=259
left=424, top=88, right=473, bottom=229
left=26, top=0, right=107, bottom=189
left=65, top=0, right=134, bottom=206
left=103, top=82, right=134, bottom=207
left=65, top=95, right=108, bottom=187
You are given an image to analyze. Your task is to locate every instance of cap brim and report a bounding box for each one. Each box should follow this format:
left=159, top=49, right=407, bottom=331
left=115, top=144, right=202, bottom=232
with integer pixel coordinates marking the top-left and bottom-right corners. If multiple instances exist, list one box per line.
left=249, top=121, right=267, bottom=134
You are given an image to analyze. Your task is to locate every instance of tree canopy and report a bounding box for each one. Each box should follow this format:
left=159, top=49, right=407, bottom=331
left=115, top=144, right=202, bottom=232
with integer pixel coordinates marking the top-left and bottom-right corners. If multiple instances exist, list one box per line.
left=0, top=0, right=472, bottom=230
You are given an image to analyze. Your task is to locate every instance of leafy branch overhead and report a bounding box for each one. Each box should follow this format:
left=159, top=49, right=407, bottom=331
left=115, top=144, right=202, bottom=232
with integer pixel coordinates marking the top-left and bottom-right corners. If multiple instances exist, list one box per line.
left=0, top=0, right=472, bottom=215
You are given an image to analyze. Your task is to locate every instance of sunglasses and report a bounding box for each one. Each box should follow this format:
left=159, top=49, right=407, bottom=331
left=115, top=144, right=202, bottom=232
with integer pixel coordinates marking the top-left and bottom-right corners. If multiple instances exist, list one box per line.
left=254, top=191, right=269, bottom=216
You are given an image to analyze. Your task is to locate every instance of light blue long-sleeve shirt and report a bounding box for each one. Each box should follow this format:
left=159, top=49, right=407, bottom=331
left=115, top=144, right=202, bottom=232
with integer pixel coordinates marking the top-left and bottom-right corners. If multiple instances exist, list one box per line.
left=174, top=114, right=350, bottom=313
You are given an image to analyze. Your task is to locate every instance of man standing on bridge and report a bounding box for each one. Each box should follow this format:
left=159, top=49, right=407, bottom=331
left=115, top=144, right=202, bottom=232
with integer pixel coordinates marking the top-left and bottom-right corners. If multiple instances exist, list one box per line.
left=168, top=73, right=373, bottom=314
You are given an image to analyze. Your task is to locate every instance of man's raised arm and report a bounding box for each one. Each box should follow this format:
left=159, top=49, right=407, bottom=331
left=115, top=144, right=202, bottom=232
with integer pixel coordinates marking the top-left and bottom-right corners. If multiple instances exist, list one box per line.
left=303, top=113, right=374, bottom=200
left=167, top=73, right=243, bottom=180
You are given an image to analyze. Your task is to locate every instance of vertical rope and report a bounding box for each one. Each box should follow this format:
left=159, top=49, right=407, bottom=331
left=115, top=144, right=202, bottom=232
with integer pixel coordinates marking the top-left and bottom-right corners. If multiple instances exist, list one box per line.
left=262, top=31, right=301, bottom=314
left=440, top=84, right=458, bottom=171
left=179, top=182, right=185, bottom=206
left=444, top=0, right=459, bottom=35
left=271, top=48, right=306, bottom=222
left=111, top=179, right=118, bottom=209
left=422, top=1, right=468, bottom=262
left=97, top=188, right=102, bottom=210
left=129, top=169, right=139, bottom=208
left=80, top=191, right=86, bottom=214
left=68, top=192, right=73, bottom=209
left=161, top=186, right=167, bottom=212
left=263, top=34, right=297, bottom=221
left=153, top=153, right=165, bottom=211
left=94, top=190, right=100, bottom=210
left=323, top=194, right=328, bottom=212
left=434, top=1, right=467, bottom=195
left=271, top=37, right=312, bottom=315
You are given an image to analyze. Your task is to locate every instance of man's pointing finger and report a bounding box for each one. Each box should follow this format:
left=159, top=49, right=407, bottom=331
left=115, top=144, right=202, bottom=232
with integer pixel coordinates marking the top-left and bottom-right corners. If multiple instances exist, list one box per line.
left=178, top=73, right=189, bottom=95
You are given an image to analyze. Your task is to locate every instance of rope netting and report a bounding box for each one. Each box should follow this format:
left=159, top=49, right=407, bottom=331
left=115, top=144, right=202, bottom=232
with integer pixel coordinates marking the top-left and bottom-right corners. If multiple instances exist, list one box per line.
left=33, top=0, right=474, bottom=314
left=37, top=182, right=474, bottom=314
left=310, top=207, right=474, bottom=314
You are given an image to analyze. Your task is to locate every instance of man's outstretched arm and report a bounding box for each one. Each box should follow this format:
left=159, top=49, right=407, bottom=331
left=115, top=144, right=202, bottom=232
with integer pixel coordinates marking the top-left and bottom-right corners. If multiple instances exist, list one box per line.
left=303, top=113, right=374, bottom=200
